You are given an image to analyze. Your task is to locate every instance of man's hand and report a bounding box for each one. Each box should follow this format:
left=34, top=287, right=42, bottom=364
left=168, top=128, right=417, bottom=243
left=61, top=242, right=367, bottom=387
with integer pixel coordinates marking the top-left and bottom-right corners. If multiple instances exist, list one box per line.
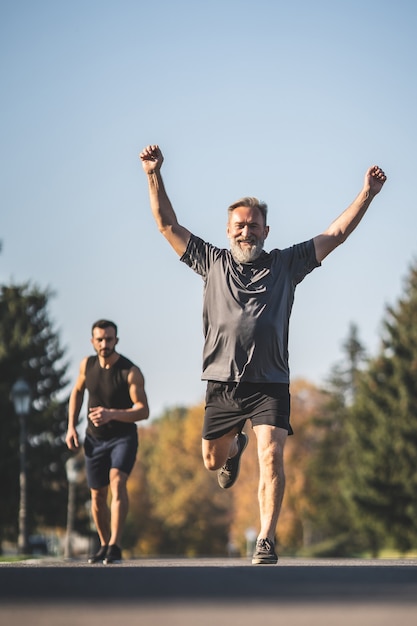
left=365, top=165, right=387, bottom=196
left=65, top=426, right=79, bottom=451
left=89, top=406, right=112, bottom=427
left=139, top=144, right=164, bottom=174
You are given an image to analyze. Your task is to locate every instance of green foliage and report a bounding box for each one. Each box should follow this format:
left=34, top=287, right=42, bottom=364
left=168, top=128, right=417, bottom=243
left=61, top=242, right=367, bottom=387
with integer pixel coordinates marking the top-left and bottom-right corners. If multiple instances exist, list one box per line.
left=0, top=283, right=71, bottom=544
left=301, top=324, right=369, bottom=555
left=108, top=271, right=417, bottom=558
left=345, top=264, right=417, bottom=553
left=74, top=263, right=417, bottom=558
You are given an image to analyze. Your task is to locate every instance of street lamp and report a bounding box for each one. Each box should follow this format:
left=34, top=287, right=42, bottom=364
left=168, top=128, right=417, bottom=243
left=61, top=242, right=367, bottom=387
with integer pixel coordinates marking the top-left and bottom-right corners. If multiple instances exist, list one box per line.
left=11, top=378, right=32, bottom=555
left=64, top=455, right=84, bottom=559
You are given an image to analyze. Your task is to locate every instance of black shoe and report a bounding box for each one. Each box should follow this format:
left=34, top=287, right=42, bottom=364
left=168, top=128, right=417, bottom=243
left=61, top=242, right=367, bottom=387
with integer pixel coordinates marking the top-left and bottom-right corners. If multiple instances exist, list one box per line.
left=103, top=544, right=122, bottom=564
left=217, top=432, right=248, bottom=489
left=87, top=545, right=108, bottom=564
left=252, top=538, right=278, bottom=565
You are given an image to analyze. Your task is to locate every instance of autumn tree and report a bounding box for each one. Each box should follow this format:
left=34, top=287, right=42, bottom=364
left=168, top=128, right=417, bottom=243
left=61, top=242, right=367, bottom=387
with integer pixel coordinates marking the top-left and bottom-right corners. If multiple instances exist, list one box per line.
left=228, top=426, right=259, bottom=555
left=227, top=379, right=329, bottom=556
left=278, top=379, right=329, bottom=552
left=129, top=404, right=232, bottom=556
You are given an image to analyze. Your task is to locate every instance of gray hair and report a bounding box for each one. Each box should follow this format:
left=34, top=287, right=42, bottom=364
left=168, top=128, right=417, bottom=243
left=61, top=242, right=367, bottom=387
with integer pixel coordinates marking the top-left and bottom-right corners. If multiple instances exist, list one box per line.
left=227, top=197, right=268, bottom=225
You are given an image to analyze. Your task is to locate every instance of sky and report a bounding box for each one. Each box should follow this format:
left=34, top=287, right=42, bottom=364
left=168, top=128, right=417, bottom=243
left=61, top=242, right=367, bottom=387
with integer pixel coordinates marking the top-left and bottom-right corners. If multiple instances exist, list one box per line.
left=1, top=0, right=416, bottom=420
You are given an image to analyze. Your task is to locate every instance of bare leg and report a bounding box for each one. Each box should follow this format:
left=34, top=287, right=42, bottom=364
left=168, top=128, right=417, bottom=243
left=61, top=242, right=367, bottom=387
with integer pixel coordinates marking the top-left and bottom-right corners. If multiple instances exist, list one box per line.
left=108, top=468, right=129, bottom=547
left=253, top=425, right=287, bottom=540
left=90, top=486, right=111, bottom=546
left=202, top=426, right=241, bottom=471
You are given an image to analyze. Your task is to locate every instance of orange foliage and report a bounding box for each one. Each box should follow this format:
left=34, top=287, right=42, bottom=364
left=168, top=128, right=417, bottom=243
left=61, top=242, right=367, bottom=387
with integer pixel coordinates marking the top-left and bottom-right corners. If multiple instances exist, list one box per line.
left=278, top=378, right=327, bottom=551
left=127, top=379, right=326, bottom=556
left=128, top=403, right=232, bottom=556
left=230, top=378, right=327, bottom=554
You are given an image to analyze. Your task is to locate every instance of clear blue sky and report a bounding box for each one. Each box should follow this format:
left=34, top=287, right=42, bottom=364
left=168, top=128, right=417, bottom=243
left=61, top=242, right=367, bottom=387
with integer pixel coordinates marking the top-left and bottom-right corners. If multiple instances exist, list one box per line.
left=1, top=0, right=416, bottom=419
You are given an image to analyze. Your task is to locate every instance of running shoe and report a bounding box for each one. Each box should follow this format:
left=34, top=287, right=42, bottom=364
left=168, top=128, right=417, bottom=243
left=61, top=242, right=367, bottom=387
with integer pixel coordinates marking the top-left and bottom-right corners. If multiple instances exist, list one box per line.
left=103, top=544, right=122, bottom=564
left=87, top=545, right=108, bottom=564
left=217, top=432, right=248, bottom=489
left=252, top=538, right=278, bottom=565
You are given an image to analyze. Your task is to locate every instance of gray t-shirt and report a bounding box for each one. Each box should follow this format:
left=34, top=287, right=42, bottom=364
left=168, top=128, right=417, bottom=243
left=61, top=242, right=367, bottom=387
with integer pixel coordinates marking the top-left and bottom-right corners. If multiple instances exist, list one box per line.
left=181, top=234, right=320, bottom=384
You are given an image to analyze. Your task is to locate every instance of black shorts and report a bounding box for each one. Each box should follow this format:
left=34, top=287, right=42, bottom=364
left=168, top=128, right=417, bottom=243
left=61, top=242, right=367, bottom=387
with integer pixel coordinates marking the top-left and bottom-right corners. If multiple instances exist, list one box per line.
left=84, top=430, right=138, bottom=489
left=203, top=381, right=292, bottom=440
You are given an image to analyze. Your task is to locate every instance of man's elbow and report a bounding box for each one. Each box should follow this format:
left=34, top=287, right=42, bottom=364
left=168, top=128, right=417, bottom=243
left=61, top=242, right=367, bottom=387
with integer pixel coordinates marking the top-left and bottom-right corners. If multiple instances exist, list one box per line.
left=315, top=232, right=345, bottom=263
left=134, top=403, right=150, bottom=421
left=333, top=231, right=349, bottom=247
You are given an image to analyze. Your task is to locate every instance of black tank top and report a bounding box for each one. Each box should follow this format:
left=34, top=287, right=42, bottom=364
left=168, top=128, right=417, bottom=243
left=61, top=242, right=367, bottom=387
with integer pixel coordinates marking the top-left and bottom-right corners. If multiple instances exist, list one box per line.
left=85, top=354, right=137, bottom=440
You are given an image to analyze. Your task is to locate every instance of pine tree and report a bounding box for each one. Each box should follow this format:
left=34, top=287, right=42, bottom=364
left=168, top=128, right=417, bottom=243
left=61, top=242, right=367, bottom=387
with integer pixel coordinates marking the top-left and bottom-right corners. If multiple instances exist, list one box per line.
left=346, top=265, right=417, bottom=553
left=303, top=323, right=368, bottom=556
left=0, top=283, right=70, bottom=547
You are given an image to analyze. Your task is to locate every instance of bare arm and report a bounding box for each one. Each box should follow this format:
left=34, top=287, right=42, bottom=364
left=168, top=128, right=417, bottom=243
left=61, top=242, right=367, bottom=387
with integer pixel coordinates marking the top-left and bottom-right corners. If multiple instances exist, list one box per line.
left=139, top=144, right=191, bottom=257
left=313, top=165, right=387, bottom=264
left=66, top=357, right=88, bottom=450
left=88, top=366, right=150, bottom=427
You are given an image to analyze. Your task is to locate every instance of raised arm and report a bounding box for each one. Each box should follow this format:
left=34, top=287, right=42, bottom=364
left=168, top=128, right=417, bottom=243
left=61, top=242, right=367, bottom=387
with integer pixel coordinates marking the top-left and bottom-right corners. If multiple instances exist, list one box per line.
left=139, top=144, right=191, bottom=257
left=313, top=165, right=387, bottom=263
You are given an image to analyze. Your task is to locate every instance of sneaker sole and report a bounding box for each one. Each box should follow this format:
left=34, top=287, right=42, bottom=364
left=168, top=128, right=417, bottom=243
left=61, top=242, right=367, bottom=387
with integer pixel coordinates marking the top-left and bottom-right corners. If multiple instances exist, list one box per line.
left=88, top=547, right=109, bottom=564
left=252, top=556, right=278, bottom=565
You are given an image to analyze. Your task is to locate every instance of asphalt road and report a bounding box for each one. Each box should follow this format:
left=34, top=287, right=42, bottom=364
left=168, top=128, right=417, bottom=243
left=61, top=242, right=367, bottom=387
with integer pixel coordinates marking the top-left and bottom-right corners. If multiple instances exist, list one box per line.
left=1, top=557, right=416, bottom=626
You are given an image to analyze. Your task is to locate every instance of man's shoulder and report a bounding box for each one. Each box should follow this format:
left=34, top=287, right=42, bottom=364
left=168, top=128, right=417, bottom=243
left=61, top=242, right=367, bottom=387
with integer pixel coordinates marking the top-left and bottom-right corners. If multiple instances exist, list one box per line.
left=181, top=234, right=228, bottom=274
left=186, top=233, right=226, bottom=255
left=269, top=239, right=315, bottom=259
left=117, top=354, right=137, bottom=370
left=85, top=355, right=98, bottom=370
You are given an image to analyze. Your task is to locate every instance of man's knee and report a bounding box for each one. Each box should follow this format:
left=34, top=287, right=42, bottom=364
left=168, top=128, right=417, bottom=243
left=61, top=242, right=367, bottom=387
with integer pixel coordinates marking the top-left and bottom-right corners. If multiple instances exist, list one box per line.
left=109, top=469, right=128, bottom=495
left=202, top=449, right=221, bottom=471
left=90, top=486, right=108, bottom=508
left=202, top=440, right=228, bottom=471
left=202, top=428, right=240, bottom=471
left=255, top=426, right=286, bottom=471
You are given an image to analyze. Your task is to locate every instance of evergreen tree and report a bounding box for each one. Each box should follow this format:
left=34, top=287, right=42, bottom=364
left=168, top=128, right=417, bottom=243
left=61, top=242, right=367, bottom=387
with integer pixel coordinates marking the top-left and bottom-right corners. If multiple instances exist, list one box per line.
left=347, top=264, right=417, bottom=553
left=0, top=283, right=70, bottom=547
left=303, top=323, right=368, bottom=556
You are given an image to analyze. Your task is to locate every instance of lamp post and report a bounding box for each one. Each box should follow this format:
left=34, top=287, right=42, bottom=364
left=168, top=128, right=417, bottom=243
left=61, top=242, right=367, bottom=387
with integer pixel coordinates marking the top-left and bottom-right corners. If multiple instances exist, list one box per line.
left=64, top=456, right=83, bottom=559
left=11, top=378, right=32, bottom=555
left=244, top=527, right=258, bottom=557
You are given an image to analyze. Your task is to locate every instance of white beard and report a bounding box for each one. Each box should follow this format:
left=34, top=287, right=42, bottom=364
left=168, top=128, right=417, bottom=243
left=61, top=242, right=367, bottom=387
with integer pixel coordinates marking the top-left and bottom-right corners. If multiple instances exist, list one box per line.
left=230, top=239, right=264, bottom=263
